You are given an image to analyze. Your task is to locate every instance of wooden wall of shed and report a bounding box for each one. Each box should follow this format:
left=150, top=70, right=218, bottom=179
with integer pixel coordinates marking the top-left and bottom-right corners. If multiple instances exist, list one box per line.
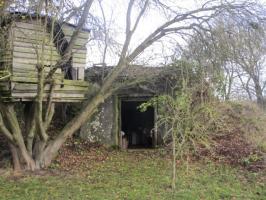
left=12, top=21, right=61, bottom=75
left=1, top=18, right=90, bottom=102
left=62, top=24, right=89, bottom=80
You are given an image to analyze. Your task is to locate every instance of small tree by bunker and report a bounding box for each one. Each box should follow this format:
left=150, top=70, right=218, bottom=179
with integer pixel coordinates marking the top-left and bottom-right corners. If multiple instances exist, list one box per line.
left=139, top=61, right=218, bottom=189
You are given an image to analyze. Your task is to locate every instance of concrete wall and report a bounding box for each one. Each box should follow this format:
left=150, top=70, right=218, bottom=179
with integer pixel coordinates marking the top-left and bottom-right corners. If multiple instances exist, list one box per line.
left=80, top=97, right=117, bottom=145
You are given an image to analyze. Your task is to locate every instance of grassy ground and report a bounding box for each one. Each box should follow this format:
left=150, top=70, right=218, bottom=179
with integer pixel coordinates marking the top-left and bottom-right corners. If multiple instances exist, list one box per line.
left=0, top=149, right=265, bottom=200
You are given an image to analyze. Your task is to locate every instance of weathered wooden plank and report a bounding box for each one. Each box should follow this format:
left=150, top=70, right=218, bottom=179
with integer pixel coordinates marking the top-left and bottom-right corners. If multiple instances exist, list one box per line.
left=64, top=36, right=88, bottom=46
left=14, top=38, right=84, bottom=51
left=63, top=31, right=89, bottom=40
left=12, top=97, right=85, bottom=102
left=11, top=76, right=88, bottom=87
left=11, top=92, right=85, bottom=98
left=73, top=57, right=86, bottom=64
left=13, top=40, right=56, bottom=48
left=11, top=76, right=37, bottom=83
left=60, top=79, right=90, bottom=87
left=14, top=22, right=44, bottom=31
left=14, top=37, right=55, bottom=45
left=13, top=51, right=60, bottom=61
left=14, top=32, right=50, bottom=43
left=14, top=32, right=88, bottom=46
left=62, top=24, right=90, bottom=39
left=13, top=57, right=57, bottom=66
left=13, top=65, right=62, bottom=74
left=11, top=76, right=63, bottom=84
left=13, top=89, right=87, bottom=95
left=13, top=83, right=88, bottom=92
left=13, top=41, right=57, bottom=52
left=12, top=72, right=64, bottom=80
left=14, top=40, right=86, bottom=58
left=72, top=63, right=87, bottom=68
left=14, top=27, right=49, bottom=38
left=72, top=52, right=87, bottom=59
left=13, top=46, right=58, bottom=57
left=72, top=47, right=87, bottom=52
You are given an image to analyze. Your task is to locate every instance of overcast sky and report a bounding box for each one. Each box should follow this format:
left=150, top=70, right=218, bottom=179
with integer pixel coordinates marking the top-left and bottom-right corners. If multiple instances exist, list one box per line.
left=86, top=0, right=200, bottom=67
left=86, top=0, right=266, bottom=67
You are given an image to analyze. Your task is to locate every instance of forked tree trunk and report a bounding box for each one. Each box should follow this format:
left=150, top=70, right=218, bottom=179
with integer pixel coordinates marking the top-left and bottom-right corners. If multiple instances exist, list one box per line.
left=37, top=92, right=106, bottom=167
left=1, top=104, right=37, bottom=170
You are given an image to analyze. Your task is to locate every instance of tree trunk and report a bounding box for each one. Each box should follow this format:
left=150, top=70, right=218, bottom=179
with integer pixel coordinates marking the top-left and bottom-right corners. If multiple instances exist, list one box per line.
left=24, top=103, right=36, bottom=156
left=253, top=77, right=264, bottom=107
left=171, top=132, right=176, bottom=190
left=8, top=143, right=21, bottom=172
left=2, top=104, right=36, bottom=170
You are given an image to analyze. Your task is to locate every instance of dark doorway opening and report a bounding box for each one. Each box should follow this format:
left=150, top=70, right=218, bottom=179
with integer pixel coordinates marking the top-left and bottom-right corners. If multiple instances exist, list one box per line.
left=121, top=100, right=154, bottom=148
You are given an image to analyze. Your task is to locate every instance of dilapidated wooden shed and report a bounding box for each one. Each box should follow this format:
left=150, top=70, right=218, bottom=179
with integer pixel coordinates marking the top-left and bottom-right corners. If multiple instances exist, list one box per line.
left=0, top=13, right=90, bottom=102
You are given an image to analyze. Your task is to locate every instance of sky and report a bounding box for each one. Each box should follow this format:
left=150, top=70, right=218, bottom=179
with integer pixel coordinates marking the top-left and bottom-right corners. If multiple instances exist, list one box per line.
left=85, top=0, right=266, bottom=67
left=86, top=0, right=199, bottom=67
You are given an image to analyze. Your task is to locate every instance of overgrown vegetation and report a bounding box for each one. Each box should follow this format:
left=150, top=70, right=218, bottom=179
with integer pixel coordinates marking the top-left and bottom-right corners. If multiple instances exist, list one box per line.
left=139, top=61, right=214, bottom=189
left=140, top=61, right=266, bottom=189
left=208, top=101, right=266, bottom=170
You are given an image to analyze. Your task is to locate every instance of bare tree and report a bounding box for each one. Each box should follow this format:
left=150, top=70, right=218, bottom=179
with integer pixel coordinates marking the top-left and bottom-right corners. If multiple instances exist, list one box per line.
left=183, top=8, right=266, bottom=104
left=231, top=23, right=266, bottom=106
left=0, top=0, right=261, bottom=171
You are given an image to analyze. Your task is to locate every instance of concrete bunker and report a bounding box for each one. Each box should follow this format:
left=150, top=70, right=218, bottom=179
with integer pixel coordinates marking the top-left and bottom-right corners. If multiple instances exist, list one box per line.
left=80, top=65, right=170, bottom=148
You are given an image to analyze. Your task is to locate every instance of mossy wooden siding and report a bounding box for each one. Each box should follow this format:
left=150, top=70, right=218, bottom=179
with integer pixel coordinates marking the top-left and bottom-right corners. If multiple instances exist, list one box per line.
left=0, top=18, right=90, bottom=102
